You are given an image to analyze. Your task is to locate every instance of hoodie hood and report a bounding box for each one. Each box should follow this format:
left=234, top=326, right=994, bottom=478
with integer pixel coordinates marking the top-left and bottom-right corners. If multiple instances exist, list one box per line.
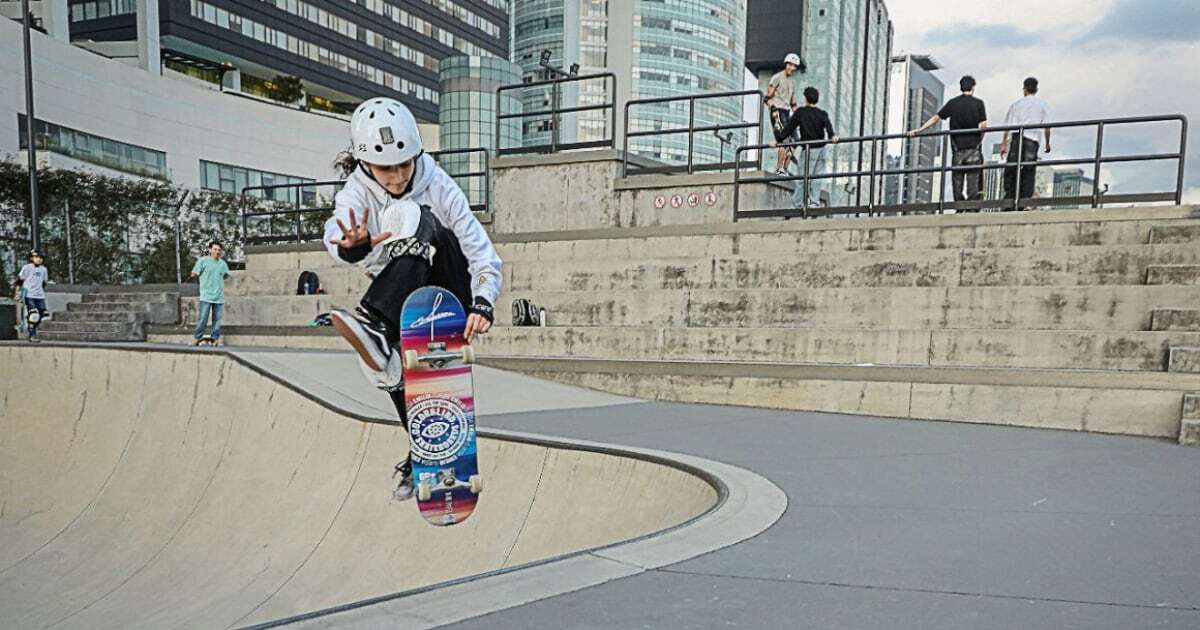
left=351, top=152, right=437, bottom=204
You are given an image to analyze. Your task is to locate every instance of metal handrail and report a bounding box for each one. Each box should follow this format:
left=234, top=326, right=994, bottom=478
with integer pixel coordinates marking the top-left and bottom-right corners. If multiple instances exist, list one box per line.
left=430, top=147, right=491, bottom=214
left=239, top=148, right=495, bottom=245
left=623, top=89, right=766, bottom=177
left=732, top=114, right=1188, bottom=221
left=495, top=72, right=617, bottom=156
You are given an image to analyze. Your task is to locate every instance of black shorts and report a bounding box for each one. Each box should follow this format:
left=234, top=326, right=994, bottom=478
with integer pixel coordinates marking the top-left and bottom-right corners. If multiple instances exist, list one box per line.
left=770, top=107, right=795, bottom=143
left=360, top=209, right=472, bottom=343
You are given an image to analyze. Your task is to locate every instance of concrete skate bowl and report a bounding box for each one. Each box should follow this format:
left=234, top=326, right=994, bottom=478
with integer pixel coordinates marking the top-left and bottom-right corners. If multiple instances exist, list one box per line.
left=0, top=345, right=719, bottom=629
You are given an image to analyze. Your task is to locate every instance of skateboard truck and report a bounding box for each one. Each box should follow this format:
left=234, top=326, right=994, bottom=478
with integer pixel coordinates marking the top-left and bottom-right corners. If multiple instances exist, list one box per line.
left=403, top=341, right=475, bottom=370
left=416, top=468, right=483, bottom=502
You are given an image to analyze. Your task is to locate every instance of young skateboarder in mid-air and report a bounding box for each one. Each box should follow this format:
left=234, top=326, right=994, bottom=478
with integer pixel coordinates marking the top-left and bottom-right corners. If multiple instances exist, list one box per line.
left=324, top=97, right=502, bottom=501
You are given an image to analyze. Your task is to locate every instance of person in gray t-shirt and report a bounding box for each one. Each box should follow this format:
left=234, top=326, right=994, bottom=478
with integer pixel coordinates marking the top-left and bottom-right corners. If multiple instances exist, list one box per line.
left=16, top=249, right=49, bottom=342
left=767, top=53, right=801, bottom=174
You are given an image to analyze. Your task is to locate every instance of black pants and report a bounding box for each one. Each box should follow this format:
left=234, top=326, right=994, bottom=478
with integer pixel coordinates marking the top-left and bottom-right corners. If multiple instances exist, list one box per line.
left=1003, top=136, right=1039, bottom=206
left=951, top=145, right=984, bottom=202
left=362, top=212, right=473, bottom=427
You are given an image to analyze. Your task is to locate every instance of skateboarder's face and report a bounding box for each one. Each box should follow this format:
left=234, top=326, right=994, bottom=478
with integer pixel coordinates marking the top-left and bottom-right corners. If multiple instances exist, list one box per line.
left=367, top=158, right=416, bottom=196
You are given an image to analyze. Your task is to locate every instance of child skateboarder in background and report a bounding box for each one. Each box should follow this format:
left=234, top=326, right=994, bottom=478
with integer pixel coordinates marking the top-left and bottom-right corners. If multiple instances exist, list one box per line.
left=324, top=97, right=502, bottom=501
left=15, top=250, right=49, bottom=343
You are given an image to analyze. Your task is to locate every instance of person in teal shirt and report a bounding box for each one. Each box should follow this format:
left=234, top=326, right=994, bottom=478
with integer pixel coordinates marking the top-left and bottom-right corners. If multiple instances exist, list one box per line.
left=188, top=241, right=231, bottom=345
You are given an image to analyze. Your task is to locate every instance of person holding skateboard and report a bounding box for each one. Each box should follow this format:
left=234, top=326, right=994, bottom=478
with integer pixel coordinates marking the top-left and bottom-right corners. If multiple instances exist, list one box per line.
left=324, top=97, right=502, bottom=501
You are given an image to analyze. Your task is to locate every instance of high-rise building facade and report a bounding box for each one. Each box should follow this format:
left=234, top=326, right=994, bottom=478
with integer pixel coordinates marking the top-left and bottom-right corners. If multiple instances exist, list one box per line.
left=66, top=0, right=511, bottom=122
left=884, top=54, right=944, bottom=206
left=749, top=0, right=892, bottom=207
left=511, top=0, right=748, bottom=166
left=438, top=55, right=523, bottom=209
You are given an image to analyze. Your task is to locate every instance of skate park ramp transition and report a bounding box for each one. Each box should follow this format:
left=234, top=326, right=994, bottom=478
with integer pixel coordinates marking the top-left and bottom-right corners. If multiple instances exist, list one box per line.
left=0, top=345, right=718, bottom=629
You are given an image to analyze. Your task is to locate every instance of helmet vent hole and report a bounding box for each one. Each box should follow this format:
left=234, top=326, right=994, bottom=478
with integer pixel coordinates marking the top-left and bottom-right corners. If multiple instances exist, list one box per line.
left=397, top=141, right=405, bottom=149
left=368, top=111, right=375, bottom=119
left=387, top=109, right=394, bottom=116
left=374, top=145, right=383, bottom=153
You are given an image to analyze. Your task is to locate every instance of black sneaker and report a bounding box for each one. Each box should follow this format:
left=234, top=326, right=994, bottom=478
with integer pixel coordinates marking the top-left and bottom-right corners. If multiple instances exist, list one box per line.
left=331, top=308, right=392, bottom=372
left=392, top=459, right=414, bottom=502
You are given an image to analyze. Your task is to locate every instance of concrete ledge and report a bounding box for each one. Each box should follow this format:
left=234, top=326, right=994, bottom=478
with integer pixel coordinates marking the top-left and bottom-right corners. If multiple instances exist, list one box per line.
left=490, top=205, right=1199, bottom=244
left=1151, top=309, right=1200, bottom=331
left=479, top=356, right=1191, bottom=439
left=478, top=356, right=1200, bottom=392
left=1146, top=265, right=1200, bottom=285
left=490, top=149, right=656, bottom=170
left=1168, top=347, right=1200, bottom=373
left=1181, top=394, right=1200, bottom=446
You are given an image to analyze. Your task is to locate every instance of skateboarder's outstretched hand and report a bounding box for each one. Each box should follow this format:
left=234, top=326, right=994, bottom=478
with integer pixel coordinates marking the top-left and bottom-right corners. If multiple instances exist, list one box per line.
left=329, top=208, right=392, bottom=249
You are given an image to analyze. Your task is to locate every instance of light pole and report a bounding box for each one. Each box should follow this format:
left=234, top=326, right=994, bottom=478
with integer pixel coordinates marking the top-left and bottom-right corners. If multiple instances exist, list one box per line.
left=21, top=0, right=41, bottom=252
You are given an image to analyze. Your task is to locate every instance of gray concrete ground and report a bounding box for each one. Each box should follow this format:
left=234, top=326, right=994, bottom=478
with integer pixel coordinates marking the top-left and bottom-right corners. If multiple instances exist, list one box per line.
left=253, top=349, right=1200, bottom=629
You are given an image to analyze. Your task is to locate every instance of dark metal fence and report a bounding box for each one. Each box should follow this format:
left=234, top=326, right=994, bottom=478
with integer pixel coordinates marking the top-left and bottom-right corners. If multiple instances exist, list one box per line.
left=240, top=180, right=343, bottom=246
left=733, top=114, right=1189, bottom=220
left=240, top=148, right=492, bottom=245
left=496, top=72, right=618, bottom=156
left=622, top=90, right=766, bottom=177
left=431, top=147, right=490, bottom=213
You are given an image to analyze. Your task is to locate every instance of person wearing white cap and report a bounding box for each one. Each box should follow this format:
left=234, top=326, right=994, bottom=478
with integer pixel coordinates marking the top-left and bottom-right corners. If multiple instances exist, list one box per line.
left=766, top=53, right=802, bottom=174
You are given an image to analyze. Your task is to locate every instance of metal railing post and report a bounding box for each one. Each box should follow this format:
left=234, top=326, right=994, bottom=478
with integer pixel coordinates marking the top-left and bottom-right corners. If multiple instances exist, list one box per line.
left=1092, top=122, right=1105, bottom=208
left=609, top=74, right=617, bottom=150
left=1177, top=116, right=1189, bottom=205
left=551, top=80, right=560, bottom=154
left=867, top=138, right=877, bottom=214
left=732, top=146, right=742, bottom=222
left=937, top=134, right=949, bottom=214
left=687, top=97, right=696, bottom=174
left=802, top=144, right=811, bottom=217
left=1013, top=127, right=1025, bottom=211
left=622, top=99, right=631, bottom=177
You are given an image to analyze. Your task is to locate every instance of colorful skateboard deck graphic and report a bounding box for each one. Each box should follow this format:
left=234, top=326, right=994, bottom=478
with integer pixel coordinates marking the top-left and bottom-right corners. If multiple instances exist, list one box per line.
left=400, top=286, right=481, bottom=526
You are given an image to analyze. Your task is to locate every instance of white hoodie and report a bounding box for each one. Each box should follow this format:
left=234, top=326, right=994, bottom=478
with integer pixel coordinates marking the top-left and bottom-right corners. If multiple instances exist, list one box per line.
left=323, top=153, right=502, bottom=306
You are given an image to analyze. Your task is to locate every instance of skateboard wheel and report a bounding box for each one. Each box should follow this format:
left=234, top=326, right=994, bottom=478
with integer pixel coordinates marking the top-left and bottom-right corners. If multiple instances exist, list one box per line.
left=469, top=475, right=482, bottom=494
left=417, top=481, right=432, bottom=502
left=404, top=349, right=420, bottom=371
left=461, top=344, right=475, bottom=365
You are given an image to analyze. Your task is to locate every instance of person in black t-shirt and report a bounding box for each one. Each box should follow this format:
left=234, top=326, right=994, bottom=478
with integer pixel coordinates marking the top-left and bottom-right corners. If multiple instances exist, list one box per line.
left=774, top=87, right=840, bottom=207
left=909, top=75, right=989, bottom=204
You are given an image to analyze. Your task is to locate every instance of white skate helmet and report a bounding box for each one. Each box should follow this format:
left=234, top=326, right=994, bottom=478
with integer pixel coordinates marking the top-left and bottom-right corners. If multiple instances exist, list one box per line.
left=784, top=53, right=801, bottom=67
left=350, top=97, right=423, bottom=165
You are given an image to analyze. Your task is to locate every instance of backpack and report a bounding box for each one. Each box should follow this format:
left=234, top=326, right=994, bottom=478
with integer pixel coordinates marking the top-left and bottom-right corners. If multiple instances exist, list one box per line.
left=511, top=298, right=541, bottom=327
left=297, top=270, right=321, bottom=295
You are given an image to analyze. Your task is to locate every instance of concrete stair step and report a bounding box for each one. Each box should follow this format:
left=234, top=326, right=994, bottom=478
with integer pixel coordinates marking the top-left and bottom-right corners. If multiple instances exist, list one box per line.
left=506, top=286, right=1200, bottom=331
left=82, top=292, right=175, bottom=304
left=1168, top=347, right=1200, bottom=373
left=503, top=244, right=1200, bottom=291
left=226, top=267, right=371, bottom=297
left=36, top=330, right=134, bottom=342
left=1145, top=265, right=1200, bottom=285
left=68, top=302, right=148, bottom=314
left=1149, top=223, right=1200, bottom=245
left=493, top=210, right=1200, bottom=263
left=40, top=320, right=133, bottom=334
left=1150, top=309, right=1200, bottom=332
left=1181, top=394, right=1200, bottom=446
left=180, top=295, right=359, bottom=327
left=51, top=310, right=137, bottom=323
left=479, top=355, right=1195, bottom=440
left=478, top=325, right=1196, bottom=372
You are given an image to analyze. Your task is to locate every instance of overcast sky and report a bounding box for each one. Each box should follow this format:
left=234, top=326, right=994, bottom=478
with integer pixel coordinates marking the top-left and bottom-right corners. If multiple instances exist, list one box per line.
left=888, top=0, right=1199, bottom=202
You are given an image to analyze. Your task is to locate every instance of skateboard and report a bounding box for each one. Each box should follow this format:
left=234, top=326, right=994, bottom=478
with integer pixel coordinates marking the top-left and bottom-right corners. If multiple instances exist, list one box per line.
left=399, top=286, right=481, bottom=526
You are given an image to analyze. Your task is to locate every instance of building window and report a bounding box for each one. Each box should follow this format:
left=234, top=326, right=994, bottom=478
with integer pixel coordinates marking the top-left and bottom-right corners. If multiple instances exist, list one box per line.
left=18, top=114, right=168, bottom=179
left=199, top=159, right=315, bottom=204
